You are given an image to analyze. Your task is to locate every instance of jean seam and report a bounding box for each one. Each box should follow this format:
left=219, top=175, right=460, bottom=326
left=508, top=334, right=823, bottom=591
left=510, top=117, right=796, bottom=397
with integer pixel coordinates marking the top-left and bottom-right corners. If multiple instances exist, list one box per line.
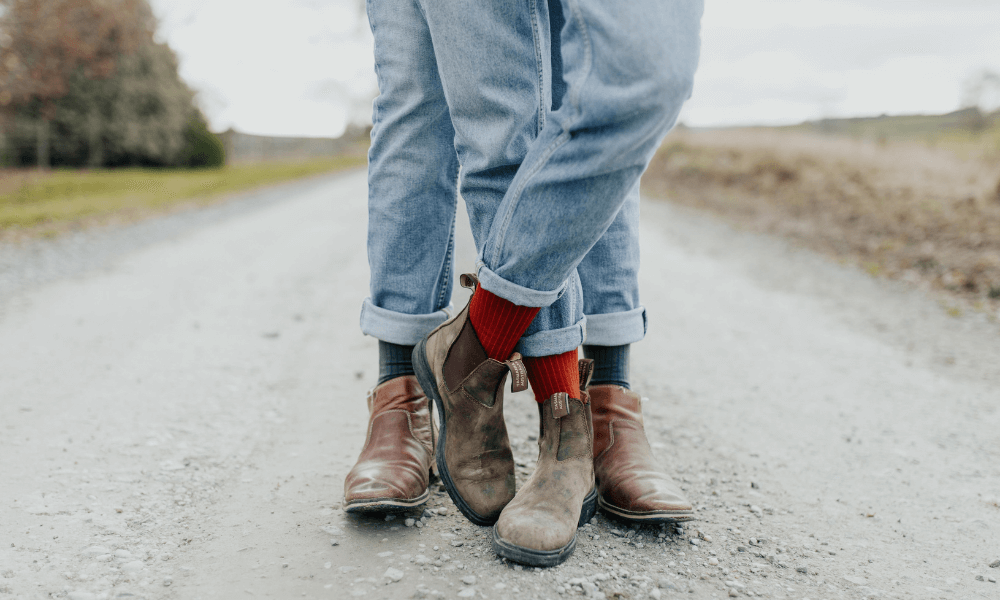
left=436, top=213, right=456, bottom=310
left=562, top=0, right=592, bottom=126
left=367, top=0, right=382, bottom=127
left=528, top=0, right=545, bottom=135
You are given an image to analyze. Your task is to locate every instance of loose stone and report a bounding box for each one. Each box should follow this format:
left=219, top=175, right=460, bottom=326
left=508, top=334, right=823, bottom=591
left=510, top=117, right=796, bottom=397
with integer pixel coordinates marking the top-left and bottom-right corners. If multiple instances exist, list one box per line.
left=383, top=567, right=405, bottom=582
left=461, top=575, right=476, bottom=585
left=405, top=518, right=415, bottom=527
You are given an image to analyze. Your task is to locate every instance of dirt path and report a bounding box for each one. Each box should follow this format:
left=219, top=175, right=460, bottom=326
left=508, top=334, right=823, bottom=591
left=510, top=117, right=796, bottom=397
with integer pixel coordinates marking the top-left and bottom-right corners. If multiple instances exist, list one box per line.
left=1, top=170, right=998, bottom=600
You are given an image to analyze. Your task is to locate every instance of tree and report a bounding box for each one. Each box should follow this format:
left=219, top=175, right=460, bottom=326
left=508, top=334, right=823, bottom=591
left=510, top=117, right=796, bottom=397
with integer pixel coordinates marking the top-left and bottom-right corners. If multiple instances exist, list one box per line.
left=961, top=70, right=1000, bottom=113
left=0, top=0, right=153, bottom=169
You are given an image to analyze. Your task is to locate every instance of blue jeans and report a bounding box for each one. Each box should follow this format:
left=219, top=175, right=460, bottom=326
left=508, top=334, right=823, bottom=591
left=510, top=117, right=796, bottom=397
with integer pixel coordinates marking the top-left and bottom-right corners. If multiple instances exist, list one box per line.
left=360, top=0, right=702, bottom=356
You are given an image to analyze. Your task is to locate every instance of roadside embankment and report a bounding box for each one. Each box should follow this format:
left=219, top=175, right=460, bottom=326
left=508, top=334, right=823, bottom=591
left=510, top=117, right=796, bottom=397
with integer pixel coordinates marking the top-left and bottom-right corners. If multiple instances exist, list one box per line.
left=644, top=127, right=1000, bottom=313
left=0, top=146, right=367, bottom=240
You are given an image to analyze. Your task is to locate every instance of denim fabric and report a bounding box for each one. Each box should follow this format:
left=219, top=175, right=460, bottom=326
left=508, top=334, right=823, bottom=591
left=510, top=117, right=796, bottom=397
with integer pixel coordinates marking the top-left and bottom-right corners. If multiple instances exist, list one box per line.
left=361, top=0, right=459, bottom=345
left=476, top=0, right=703, bottom=303
left=578, top=181, right=646, bottom=346
left=361, top=0, right=702, bottom=354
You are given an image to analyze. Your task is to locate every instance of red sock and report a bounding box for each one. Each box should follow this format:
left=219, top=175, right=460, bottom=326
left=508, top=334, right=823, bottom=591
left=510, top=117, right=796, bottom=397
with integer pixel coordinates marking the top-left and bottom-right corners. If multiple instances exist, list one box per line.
left=468, top=287, right=540, bottom=361
left=524, top=350, right=580, bottom=404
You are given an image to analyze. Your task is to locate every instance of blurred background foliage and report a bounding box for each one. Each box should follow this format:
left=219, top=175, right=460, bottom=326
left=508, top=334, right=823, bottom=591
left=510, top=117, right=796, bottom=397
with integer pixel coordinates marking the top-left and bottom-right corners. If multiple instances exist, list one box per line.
left=0, top=0, right=224, bottom=169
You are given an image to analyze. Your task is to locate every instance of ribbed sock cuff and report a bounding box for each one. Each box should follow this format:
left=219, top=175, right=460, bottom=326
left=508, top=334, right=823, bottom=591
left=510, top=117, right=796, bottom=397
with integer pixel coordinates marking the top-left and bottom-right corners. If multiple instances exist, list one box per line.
left=524, top=350, right=581, bottom=404
left=582, top=344, right=630, bottom=389
left=469, top=287, right=540, bottom=361
left=377, top=341, right=415, bottom=386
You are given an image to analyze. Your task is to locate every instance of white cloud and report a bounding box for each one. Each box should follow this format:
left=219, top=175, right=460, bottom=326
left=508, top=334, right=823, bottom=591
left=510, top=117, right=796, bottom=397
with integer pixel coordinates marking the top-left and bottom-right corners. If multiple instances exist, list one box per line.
left=150, top=0, right=374, bottom=137
left=150, top=0, right=1000, bottom=134
left=684, top=0, right=1000, bottom=126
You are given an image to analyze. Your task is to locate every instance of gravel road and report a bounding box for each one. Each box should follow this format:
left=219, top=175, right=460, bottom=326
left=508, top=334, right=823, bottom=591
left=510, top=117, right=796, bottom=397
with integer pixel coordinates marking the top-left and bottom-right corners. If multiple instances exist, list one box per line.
left=1, top=170, right=998, bottom=600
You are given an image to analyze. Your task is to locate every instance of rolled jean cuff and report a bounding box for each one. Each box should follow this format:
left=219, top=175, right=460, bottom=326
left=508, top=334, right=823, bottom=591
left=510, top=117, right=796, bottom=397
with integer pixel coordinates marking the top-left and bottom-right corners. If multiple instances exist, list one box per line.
left=476, top=262, right=567, bottom=308
left=515, top=315, right=587, bottom=357
left=359, top=298, right=453, bottom=345
left=583, top=306, right=647, bottom=346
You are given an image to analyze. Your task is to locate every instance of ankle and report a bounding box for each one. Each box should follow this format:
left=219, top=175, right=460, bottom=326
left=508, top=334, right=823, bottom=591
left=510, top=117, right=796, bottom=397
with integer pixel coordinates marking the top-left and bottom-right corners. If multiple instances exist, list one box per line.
left=524, top=350, right=580, bottom=403
left=377, top=341, right=415, bottom=386
left=468, top=287, right=540, bottom=361
left=582, top=344, right=630, bottom=389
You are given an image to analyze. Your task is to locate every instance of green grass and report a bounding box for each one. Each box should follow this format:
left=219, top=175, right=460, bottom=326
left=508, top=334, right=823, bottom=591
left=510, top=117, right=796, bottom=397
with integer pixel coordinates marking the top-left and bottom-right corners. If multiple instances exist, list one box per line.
left=0, top=152, right=367, bottom=231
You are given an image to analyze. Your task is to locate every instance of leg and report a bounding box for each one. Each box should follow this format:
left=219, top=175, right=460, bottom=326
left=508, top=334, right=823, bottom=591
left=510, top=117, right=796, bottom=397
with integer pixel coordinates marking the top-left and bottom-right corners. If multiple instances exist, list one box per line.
left=579, top=182, right=644, bottom=352
left=476, top=0, right=704, bottom=310
left=408, top=0, right=595, bottom=556
left=345, top=0, right=459, bottom=513
left=360, top=0, right=460, bottom=347
left=406, top=0, right=559, bottom=530
left=409, top=0, right=585, bottom=361
left=577, top=183, right=694, bottom=523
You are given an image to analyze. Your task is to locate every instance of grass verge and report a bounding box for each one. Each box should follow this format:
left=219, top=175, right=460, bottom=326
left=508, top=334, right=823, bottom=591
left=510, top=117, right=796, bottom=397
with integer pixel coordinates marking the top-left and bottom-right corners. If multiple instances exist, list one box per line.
left=644, top=126, right=1000, bottom=312
left=0, top=147, right=367, bottom=238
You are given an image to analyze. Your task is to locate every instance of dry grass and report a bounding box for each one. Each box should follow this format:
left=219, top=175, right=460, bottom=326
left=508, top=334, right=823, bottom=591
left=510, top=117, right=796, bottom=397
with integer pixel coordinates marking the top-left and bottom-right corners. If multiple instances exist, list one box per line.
left=0, top=146, right=367, bottom=239
left=644, top=128, right=1000, bottom=307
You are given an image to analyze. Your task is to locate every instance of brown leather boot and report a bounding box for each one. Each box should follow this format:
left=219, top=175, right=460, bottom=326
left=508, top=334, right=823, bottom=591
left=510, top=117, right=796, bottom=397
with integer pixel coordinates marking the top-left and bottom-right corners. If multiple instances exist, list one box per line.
left=590, top=385, right=695, bottom=523
left=492, top=387, right=598, bottom=567
left=411, top=274, right=524, bottom=525
left=343, top=376, right=434, bottom=513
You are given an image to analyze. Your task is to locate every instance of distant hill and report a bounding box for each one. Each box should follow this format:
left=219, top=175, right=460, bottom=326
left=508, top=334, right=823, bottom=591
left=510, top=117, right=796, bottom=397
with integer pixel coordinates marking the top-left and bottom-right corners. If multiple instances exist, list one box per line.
left=786, top=108, right=1000, bottom=142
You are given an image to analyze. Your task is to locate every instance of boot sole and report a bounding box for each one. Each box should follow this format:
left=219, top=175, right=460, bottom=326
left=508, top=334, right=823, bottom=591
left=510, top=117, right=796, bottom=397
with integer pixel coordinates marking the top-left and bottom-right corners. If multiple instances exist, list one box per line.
left=598, top=495, right=696, bottom=523
left=412, top=338, right=498, bottom=526
left=343, top=488, right=431, bottom=514
left=490, top=488, right=598, bottom=567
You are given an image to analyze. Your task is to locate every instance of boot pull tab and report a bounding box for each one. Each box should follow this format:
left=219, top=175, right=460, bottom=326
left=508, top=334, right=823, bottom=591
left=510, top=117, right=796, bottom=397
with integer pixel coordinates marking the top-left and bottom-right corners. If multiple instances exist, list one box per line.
left=578, top=359, right=594, bottom=388
left=551, top=392, right=570, bottom=419
left=577, top=359, right=594, bottom=404
left=505, top=352, right=528, bottom=393
left=459, top=273, right=479, bottom=290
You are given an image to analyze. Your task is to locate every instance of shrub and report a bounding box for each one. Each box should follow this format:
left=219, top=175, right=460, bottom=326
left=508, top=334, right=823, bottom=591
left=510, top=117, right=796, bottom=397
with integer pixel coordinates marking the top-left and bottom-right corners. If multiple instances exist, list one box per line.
left=178, top=115, right=225, bottom=168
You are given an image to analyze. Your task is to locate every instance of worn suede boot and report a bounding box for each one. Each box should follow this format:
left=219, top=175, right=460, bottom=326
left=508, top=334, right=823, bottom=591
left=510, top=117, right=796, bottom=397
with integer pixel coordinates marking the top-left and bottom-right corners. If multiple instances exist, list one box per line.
left=343, top=376, right=434, bottom=512
left=491, top=361, right=598, bottom=567
left=590, top=385, right=694, bottom=522
left=412, top=274, right=525, bottom=525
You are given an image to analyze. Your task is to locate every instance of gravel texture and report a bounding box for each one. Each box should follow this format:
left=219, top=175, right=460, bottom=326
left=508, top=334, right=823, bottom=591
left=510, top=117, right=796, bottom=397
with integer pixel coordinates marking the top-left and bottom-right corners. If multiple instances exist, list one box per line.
left=1, top=170, right=998, bottom=599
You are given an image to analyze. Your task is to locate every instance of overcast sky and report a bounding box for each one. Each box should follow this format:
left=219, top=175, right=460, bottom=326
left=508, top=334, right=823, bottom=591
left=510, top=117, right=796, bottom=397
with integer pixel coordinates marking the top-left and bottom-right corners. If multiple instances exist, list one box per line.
left=149, top=0, right=1000, bottom=137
